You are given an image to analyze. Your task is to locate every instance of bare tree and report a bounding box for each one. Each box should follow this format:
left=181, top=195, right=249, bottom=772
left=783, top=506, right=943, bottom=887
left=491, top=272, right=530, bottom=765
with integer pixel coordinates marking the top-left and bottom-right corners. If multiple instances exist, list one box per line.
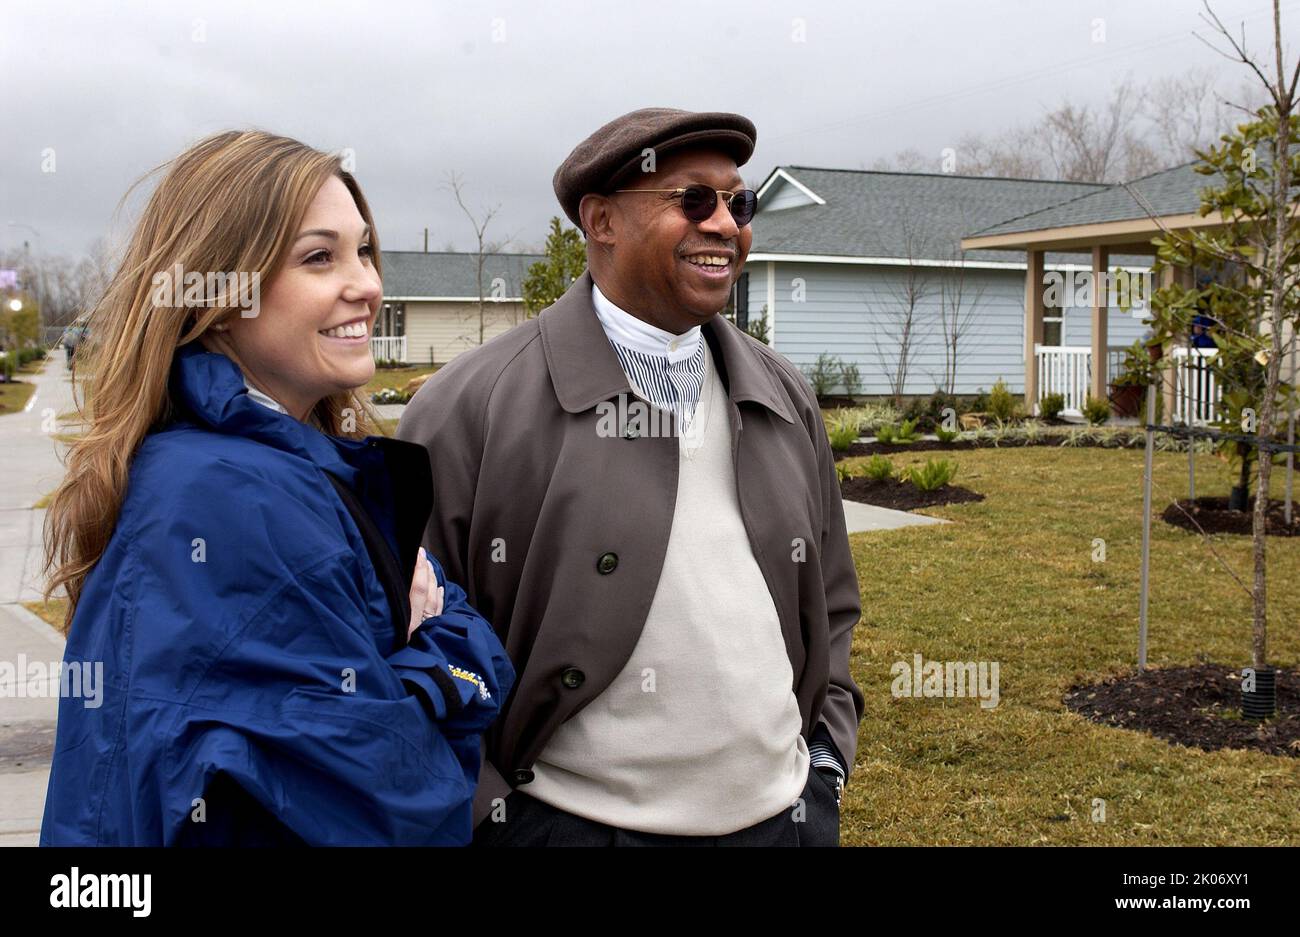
left=445, top=171, right=502, bottom=346
left=872, top=215, right=935, bottom=407
left=866, top=147, right=933, bottom=173
left=872, top=71, right=1265, bottom=184
left=1039, top=81, right=1155, bottom=183
left=952, top=128, right=1050, bottom=179
left=935, top=248, right=987, bottom=395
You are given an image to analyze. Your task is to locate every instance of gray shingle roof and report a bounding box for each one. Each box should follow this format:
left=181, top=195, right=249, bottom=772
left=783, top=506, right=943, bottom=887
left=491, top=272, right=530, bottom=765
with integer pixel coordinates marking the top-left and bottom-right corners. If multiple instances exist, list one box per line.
left=751, top=167, right=1108, bottom=263
left=380, top=250, right=547, bottom=299
left=968, top=161, right=1208, bottom=237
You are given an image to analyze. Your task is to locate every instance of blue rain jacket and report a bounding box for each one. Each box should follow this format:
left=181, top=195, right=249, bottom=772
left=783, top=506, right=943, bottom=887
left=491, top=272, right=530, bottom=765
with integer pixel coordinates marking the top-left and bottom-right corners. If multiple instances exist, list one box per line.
left=40, top=343, right=513, bottom=846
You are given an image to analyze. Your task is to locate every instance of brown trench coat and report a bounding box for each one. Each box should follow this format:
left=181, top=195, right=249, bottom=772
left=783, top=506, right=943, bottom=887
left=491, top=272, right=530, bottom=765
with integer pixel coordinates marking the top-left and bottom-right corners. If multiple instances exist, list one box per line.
left=397, top=271, right=864, bottom=828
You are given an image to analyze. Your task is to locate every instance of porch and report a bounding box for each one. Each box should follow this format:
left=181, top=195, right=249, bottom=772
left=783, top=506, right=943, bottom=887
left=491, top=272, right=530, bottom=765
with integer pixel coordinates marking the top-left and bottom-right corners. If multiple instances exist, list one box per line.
left=1035, top=343, right=1219, bottom=424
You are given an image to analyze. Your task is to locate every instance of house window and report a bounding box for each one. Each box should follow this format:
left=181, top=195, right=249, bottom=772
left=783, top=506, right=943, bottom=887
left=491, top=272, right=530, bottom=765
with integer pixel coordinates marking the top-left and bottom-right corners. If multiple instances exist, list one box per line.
left=1042, top=293, right=1063, bottom=346
left=377, top=302, right=405, bottom=337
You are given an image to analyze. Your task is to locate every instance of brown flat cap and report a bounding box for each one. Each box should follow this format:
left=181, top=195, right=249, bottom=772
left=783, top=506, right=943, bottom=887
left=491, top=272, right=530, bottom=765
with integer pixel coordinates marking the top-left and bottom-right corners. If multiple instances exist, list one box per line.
left=553, top=107, right=757, bottom=229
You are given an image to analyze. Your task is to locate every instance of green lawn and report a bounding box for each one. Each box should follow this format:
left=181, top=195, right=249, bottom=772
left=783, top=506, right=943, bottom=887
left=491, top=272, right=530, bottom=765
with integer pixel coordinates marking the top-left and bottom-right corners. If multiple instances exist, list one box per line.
left=0, top=380, right=36, bottom=414
left=363, top=364, right=438, bottom=396
left=837, top=446, right=1300, bottom=845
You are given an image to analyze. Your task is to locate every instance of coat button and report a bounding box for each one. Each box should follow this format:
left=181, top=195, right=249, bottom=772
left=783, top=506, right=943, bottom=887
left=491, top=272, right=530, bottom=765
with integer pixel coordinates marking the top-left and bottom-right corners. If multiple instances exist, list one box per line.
left=512, top=768, right=535, bottom=785
left=596, top=552, right=618, bottom=574
left=561, top=667, right=585, bottom=689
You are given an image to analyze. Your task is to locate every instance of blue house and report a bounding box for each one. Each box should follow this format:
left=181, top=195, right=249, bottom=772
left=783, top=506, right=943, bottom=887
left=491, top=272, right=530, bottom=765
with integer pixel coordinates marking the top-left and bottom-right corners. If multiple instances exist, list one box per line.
left=741, top=166, right=1155, bottom=409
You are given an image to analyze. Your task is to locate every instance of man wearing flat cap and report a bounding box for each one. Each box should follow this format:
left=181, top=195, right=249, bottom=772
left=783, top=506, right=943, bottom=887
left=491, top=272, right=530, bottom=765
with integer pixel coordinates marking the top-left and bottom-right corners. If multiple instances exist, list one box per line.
left=399, top=107, right=864, bottom=846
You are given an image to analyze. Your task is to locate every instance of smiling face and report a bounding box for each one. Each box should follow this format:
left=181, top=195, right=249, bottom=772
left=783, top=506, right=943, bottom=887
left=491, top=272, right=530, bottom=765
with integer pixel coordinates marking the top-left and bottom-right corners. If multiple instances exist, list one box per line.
left=207, top=174, right=381, bottom=420
left=581, top=146, right=752, bottom=334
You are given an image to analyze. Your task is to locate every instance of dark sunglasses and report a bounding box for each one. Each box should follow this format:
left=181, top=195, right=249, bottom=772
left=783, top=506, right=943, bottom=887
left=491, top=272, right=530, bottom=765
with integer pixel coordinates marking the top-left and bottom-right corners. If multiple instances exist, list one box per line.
left=614, top=184, right=758, bottom=225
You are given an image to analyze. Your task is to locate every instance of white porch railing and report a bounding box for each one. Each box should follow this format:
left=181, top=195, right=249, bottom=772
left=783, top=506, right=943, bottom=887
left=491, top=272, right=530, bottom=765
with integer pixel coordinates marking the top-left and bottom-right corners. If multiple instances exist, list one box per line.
left=1035, top=344, right=1091, bottom=416
left=370, top=335, right=407, bottom=363
left=1035, top=344, right=1221, bottom=424
left=1170, top=347, right=1219, bottom=426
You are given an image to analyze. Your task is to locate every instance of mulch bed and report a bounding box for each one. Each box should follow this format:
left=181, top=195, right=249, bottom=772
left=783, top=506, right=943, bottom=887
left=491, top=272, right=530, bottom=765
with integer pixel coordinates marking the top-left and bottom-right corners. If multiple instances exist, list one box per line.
left=1162, top=497, right=1300, bottom=537
left=840, top=477, right=985, bottom=511
left=1064, top=664, right=1300, bottom=757
left=837, top=435, right=1137, bottom=460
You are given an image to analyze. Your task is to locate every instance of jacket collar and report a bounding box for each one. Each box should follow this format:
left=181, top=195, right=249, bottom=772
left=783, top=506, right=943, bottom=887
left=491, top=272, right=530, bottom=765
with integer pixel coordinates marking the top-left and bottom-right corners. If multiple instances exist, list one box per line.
left=168, top=342, right=364, bottom=486
left=539, top=270, right=795, bottom=423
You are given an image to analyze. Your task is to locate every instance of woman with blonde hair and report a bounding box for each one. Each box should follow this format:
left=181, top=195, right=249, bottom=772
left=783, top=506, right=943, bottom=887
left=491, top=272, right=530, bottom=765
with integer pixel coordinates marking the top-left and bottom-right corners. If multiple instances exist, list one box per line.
left=39, top=130, right=512, bottom=846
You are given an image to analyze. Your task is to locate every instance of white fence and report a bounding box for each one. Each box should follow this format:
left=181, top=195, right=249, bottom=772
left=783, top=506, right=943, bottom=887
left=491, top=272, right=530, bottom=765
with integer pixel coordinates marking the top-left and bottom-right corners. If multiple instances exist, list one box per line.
left=370, top=335, right=407, bottom=363
left=1035, top=345, right=1092, bottom=416
left=1169, top=347, right=1219, bottom=426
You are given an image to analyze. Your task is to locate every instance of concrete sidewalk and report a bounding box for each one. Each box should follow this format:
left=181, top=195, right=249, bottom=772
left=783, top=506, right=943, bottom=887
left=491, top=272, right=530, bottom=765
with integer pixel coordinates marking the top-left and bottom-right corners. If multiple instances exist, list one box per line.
left=0, top=358, right=75, bottom=846
left=843, top=499, right=947, bottom=532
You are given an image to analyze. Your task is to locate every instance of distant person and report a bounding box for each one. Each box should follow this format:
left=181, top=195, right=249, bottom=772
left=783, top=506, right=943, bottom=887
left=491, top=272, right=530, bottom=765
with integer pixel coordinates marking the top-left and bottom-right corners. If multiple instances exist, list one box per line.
left=63, top=325, right=82, bottom=366
left=1192, top=273, right=1217, bottom=349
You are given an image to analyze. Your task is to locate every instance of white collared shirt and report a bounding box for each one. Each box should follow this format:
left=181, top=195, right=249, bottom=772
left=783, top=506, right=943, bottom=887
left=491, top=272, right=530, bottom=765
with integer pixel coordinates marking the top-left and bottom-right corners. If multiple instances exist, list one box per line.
left=591, top=282, right=701, bottom=364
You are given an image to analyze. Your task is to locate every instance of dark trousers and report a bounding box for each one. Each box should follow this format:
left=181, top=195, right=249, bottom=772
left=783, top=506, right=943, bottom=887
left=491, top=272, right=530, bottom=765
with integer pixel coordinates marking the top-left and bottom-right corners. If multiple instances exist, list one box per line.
left=472, top=768, right=840, bottom=847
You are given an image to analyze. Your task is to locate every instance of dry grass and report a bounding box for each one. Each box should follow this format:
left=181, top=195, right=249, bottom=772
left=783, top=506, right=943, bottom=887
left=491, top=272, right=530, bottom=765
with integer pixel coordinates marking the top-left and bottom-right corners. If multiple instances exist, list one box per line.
left=23, top=597, right=67, bottom=631
left=0, top=380, right=36, bottom=414
left=837, top=446, right=1300, bottom=845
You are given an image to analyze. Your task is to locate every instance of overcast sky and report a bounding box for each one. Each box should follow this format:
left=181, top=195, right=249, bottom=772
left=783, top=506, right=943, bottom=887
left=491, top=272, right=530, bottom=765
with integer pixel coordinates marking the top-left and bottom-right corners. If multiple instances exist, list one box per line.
left=2, top=0, right=1296, bottom=258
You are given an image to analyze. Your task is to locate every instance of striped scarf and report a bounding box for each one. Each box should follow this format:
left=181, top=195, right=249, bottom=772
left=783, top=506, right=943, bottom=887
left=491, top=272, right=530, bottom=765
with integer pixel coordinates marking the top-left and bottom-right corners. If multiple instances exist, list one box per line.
left=608, top=339, right=706, bottom=434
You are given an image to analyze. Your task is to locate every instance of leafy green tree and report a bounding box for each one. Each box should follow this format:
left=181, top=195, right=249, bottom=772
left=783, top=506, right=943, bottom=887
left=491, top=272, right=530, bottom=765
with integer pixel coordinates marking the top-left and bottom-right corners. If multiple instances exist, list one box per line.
left=1145, top=0, right=1300, bottom=677
left=523, top=218, right=587, bottom=317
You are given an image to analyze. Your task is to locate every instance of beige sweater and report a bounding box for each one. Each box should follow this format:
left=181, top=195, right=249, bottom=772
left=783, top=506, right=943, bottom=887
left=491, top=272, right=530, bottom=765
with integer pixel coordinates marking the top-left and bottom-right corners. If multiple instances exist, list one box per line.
left=527, top=341, right=810, bottom=835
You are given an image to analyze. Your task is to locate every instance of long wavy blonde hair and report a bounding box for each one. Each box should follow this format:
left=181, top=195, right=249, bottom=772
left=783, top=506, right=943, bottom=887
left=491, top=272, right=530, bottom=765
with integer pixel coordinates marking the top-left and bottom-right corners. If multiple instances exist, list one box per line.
left=44, top=130, right=382, bottom=635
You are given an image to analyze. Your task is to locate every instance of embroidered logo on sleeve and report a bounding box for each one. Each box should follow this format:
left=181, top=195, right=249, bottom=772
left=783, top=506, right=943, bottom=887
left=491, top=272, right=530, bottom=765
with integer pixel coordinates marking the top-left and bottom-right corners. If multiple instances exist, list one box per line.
left=448, top=665, right=491, bottom=701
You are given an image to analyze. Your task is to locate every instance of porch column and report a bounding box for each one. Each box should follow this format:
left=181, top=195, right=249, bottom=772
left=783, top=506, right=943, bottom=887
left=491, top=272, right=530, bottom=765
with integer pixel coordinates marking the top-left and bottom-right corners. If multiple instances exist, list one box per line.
left=1160, top=265, right=1180, bottom=424
left=1024, top=249, right=1044, bottom=412
left=1090, top=245, right=1109, bottom=402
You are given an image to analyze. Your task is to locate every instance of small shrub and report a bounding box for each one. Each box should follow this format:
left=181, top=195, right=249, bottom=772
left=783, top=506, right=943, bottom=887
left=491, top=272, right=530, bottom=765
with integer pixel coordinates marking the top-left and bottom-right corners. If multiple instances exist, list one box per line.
left=1021, top=419, right=1044, bottom=443
left=927, top=390, right=959, bottom=423
left=826, top=415, right=858, bottom=452
left=846, top=402, right=902, bottom=435
left=988, top=379, right=1016, bottom=422
left=1038, top=392, right=1065, bottom=421
left=371, top=387, right=412, bottom=405
left=1061, top=427, right=1093, bottom=447
left=935, top=426, right=959, bottom=443
left=863, top=454, right=896, bottom=481
left=839, top=362, right=862, bottom=397
left=806, top=353, right=842, bottom=397
left=906, top=458, right=958, bottom=491
left=835, top=461, right=859, bottom=483
left=1082, top=395, right=1111, bottom=426
left=894, top=418, right=921, bottom=443
left=875, top=423, right=897, bottom=444
left=989, top=418, right=1016, bottom=448
left=902, top=396, right=928, bottom=427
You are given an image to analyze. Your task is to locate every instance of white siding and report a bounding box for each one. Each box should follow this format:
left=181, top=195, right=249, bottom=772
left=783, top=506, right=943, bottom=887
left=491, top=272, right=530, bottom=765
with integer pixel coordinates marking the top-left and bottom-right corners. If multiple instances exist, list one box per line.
left=404, top=300, right=529, bottom=364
